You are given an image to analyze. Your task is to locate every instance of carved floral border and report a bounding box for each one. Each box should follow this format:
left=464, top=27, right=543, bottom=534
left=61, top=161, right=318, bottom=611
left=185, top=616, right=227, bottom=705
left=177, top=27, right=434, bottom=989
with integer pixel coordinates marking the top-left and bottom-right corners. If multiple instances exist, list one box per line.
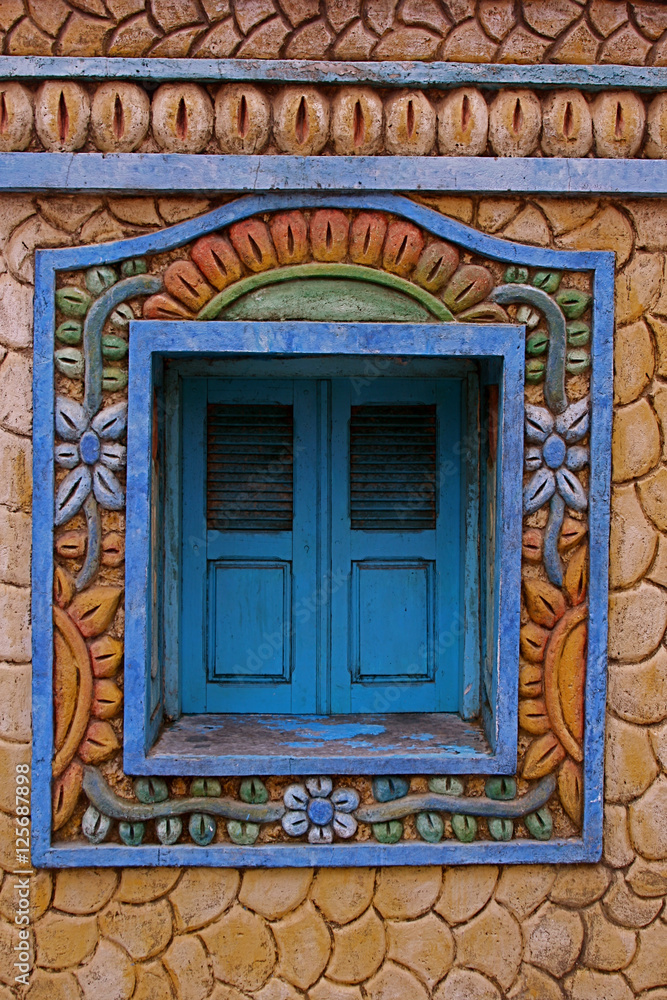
left=35, top=192, right=612, bottom=863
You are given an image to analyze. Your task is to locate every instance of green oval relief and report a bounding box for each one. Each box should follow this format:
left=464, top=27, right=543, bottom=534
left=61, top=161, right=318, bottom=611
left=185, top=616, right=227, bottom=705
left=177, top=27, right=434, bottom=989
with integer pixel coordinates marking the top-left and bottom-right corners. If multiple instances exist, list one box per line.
left=197, top=263, right=454, bottom=324
left=222, top=277, right=442, bottom=323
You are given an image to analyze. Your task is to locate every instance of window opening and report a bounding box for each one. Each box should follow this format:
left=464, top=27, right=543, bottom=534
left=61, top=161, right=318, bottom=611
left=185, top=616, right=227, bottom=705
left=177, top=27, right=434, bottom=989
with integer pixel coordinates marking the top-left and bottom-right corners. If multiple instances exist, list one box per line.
left=180, top=371, right=469, bottom=719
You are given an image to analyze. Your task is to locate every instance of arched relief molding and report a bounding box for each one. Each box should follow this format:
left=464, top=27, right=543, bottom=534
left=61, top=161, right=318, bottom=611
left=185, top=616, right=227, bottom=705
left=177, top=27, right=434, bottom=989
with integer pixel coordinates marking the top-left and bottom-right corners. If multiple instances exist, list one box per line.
left=32, top=192, right=613, bottom=866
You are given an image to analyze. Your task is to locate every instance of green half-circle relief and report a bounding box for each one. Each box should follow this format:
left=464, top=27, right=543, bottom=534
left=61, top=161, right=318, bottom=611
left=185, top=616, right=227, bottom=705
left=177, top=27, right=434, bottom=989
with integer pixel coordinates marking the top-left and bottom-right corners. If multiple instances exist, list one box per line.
left=197, top=263, right=454, bottom=323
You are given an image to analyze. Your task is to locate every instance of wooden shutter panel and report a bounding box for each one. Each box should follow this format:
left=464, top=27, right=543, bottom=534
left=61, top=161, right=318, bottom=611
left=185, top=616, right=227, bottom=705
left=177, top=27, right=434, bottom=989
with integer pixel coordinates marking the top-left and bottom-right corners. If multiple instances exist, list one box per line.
left=207, top=404, right=293, bottom=531
left=181, top=381, right=318, bottom=715
left=331, top=381, right=463, bottom=714
left=349, top=405, right=436, bottom=530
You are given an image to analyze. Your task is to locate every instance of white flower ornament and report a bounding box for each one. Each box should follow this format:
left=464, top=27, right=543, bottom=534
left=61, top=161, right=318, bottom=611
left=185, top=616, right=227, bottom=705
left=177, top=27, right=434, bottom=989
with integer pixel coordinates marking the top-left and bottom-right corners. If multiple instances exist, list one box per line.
left=523, top=396, right=589, bottom=515
left=282, top=777, right=359, bottom=844
left=55, top=396, right=127, bottom=526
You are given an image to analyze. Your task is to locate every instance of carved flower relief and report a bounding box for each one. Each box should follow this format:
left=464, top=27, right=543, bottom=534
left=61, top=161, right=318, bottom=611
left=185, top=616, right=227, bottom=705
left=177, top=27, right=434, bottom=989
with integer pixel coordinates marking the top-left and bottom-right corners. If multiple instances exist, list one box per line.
left=523, top=397, right=589, bottom=515
left=54, top=397, right=127, bottom=526
left=282, top=777, right=359, bottom=843
left=52, top=573, right=124, bottom=831
left=519, top=540, right=588, bottom=827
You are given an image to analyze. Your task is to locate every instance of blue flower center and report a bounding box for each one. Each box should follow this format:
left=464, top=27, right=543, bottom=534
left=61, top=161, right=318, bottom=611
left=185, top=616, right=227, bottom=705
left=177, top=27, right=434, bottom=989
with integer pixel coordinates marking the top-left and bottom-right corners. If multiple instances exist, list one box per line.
left=307, top=797, right=334, bottom=826
left=542, top=433, right=566, bottom=470
left=79, top=430, right=101, bottom=465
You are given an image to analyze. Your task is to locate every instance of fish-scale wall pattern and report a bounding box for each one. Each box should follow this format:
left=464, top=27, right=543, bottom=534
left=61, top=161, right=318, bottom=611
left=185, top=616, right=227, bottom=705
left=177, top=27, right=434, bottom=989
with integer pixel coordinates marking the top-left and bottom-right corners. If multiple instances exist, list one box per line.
left=1, top=190, right=667, bottom=997
left=1, top=0, right=667, bottom=65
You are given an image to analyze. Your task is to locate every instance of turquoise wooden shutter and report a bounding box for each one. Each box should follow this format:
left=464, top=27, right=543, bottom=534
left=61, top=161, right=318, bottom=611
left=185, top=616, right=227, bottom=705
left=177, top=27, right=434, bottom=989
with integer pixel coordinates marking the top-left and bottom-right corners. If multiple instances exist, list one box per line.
left=180, top=377, right=318, bottom=714
left=330, top=377, right=463, bottom=714
left=180, top=370, right=469, bottom=718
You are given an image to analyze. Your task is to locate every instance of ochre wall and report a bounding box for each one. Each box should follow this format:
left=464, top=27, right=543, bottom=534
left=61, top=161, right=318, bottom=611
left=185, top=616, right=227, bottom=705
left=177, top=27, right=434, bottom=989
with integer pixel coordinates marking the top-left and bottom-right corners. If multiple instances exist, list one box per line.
left=0, top=190, right=666, bottom=998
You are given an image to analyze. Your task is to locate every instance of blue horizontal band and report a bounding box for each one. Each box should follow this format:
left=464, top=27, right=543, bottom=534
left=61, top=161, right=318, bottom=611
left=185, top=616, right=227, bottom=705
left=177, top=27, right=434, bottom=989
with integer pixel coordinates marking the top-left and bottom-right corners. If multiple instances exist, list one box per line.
left=36, top=834, right=599, bottom=867
left=1, top=56, right=667, bottom=91
left=3, top=152, right=667, bottom=195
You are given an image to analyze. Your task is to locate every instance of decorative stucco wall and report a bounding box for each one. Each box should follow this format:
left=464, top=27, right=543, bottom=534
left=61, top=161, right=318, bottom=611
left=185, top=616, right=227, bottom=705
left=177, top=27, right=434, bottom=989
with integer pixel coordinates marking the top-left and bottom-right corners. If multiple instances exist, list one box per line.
left=1, top=0, right=667, bottom=996
left=0, top=188, right=665, bottom=998
left=0, top=0, right=666, bottom=65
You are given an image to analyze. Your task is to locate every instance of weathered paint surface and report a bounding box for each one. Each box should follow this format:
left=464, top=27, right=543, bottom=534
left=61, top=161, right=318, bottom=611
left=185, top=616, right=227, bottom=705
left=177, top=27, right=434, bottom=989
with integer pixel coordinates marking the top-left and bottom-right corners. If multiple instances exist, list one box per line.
left=2, top=56, right=667, bottom=89
left=1, top=18, right=667, bottom=993
left=1, top=153, right=667, bottom=195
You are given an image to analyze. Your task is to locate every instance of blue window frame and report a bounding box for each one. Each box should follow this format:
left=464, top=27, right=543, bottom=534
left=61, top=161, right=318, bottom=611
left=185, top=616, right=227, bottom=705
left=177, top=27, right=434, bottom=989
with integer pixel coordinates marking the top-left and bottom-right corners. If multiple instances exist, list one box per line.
left=123, top=320, right=524, bottom=777
left=29, top=188, right=614, bottom=867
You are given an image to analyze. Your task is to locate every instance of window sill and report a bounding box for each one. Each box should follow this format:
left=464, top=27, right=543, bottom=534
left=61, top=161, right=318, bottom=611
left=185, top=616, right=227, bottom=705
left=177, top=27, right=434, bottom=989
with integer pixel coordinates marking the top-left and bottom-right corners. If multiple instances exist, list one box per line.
left=133, top=713, right=499, bottom=776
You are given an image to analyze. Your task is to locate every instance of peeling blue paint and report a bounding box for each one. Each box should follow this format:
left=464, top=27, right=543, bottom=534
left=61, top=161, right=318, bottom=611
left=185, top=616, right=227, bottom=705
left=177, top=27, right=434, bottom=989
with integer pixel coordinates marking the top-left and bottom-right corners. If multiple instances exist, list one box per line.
left=268, top=722, right=388, bottom=739
left=1, top=55, right=666, bottom=90
left=3, top=153, right=667, bottom=196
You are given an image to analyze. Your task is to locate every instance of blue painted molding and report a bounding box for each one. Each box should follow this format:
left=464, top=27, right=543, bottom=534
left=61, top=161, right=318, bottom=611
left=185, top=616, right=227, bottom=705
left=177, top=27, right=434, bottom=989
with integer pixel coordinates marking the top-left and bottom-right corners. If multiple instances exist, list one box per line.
left=31, top=251, right=57, bottom=871
left=30, top=190, right=619, bottom=272
left=585, top=255, right=614, bottom=837
left=37, top=834, right=605, bottom=868
left=2, top=56, right=667, bottom=91
left=3, top=153, right=667, bottom=196
left=32, top=191, right=613, bottom=866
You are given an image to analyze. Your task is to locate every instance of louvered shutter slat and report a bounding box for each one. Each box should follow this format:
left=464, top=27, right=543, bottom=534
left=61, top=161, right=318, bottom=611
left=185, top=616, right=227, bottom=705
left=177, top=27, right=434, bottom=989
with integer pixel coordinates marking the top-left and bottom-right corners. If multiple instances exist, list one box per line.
left=207, top=403, right=293, bottom=531
left=350, top=405, right=437, bottom=531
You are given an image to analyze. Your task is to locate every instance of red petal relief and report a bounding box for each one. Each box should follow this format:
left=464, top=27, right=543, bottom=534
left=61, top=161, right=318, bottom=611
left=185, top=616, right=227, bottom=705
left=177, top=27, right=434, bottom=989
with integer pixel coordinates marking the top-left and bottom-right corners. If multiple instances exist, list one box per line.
left=53, top=761, right=83, bottom=831
left=522, top=732, right=566, bottom=780
left=78, top=720, right=120, bottom=764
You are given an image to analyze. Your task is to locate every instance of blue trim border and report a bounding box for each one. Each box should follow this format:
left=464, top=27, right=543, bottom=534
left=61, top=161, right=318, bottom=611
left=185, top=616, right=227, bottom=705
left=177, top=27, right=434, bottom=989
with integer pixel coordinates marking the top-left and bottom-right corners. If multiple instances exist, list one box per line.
left=2, top=56, right=667, bottom=90
left=32, top=191, right=613, bottom=866
left=29, top=189, right=619, bottom=271
left=3, top=154, right=667, bottom=196
left=41, top=835, right=606, bottom=867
